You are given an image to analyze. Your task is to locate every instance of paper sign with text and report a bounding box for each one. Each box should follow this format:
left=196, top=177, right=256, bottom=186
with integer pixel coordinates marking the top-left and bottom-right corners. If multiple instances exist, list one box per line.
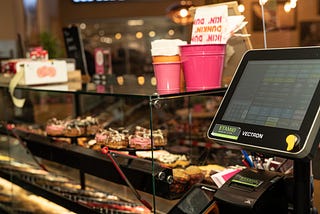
left=191, top=5, right=228, bottom=44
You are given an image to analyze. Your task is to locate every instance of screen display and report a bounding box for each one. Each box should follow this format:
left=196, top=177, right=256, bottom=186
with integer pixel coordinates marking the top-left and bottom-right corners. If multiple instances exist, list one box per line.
left=208, top=48, right=320, bottom=159
left=168, top=185, right=216, bottom=214
left=222, top=59, right=320, bottom=130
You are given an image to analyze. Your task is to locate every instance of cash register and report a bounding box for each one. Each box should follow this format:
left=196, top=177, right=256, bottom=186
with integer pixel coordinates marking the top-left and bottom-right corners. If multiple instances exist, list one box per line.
left=170, top=47, right=320, bottom=214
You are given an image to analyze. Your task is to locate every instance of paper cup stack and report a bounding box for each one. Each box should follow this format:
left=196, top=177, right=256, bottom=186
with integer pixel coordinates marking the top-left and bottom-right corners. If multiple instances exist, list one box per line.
left=151, top=39, right=187, bottom=95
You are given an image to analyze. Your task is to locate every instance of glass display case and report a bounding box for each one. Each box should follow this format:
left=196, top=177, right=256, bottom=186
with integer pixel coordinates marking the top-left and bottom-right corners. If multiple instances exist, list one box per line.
left=0, top=76, right=241, bottom=213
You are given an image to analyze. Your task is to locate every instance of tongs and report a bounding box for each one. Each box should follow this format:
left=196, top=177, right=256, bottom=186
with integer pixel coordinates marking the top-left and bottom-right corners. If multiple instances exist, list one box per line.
left=101, top=147, right=152, bottom=211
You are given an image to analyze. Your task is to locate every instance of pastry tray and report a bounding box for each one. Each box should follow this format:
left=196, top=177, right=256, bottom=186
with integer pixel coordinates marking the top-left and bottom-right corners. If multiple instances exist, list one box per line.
left=0, top=166, right=150, bottom=213
left=10, top=129, right=178, bottom=199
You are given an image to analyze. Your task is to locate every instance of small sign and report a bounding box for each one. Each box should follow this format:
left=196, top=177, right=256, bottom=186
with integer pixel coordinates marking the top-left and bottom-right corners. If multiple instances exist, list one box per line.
left=62, top=26, right=89, bottom=75
left=191, top=5, right=228, bottom=45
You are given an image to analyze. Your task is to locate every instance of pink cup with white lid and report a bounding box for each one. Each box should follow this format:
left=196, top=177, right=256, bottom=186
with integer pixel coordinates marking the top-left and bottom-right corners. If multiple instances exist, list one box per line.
left=153, top=62, right=181, bottom=95
left=151, top=39, right=187, bottom=94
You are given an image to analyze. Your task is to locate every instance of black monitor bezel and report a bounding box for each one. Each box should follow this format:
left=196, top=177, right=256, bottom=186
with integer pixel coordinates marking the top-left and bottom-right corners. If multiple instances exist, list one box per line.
left=207, top=47, right=320, bottom=159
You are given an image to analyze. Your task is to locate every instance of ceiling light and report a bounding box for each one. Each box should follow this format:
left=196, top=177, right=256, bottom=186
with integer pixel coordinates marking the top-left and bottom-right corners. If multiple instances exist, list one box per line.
left=115, top=33, right=122, bottom=40
left=168, top=29, right=175, bottom=36
left=238, top=4, right=245, bottom=13
left=137, top=76, right=145, bottom=85
left=117, top=76, right=124, bottom=85
left=127, top=19, right=144, bottom=26
left=284, top=2, right=291, bottom=13
left=79, top=23, right=86, bottom=30
left=136, top=32, right=143, bottom=39
left=167, top=0, right=194, bottom=25
left=149, top=31, right=156, bottom=37
left=259, top=0, right=268, bottom=5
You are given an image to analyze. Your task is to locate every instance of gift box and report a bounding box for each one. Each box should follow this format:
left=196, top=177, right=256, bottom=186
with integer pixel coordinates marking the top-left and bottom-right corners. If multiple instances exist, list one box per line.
left=15, top=60, right=68, bottom=85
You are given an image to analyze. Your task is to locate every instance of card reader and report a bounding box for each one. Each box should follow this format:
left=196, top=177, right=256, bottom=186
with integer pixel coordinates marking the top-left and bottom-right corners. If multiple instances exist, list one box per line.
left=214, top=168, right=287, bottom=214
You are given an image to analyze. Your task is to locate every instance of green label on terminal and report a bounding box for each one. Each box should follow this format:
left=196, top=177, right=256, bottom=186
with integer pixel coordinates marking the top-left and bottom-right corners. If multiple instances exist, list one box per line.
left=211, top=124, right=241, bottom=140
left=231, top=174, right=263, bottom=188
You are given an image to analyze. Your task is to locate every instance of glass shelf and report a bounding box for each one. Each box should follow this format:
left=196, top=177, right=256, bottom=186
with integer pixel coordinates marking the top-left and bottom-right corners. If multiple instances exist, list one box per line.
left=0, top=79, right=227, bottom=98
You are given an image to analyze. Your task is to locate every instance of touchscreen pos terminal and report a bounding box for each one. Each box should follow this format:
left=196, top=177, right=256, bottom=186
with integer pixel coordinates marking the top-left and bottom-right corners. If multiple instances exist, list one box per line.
left=208, top=47, right=320, bottom=160
left=207, top=47, right=320, bottom=214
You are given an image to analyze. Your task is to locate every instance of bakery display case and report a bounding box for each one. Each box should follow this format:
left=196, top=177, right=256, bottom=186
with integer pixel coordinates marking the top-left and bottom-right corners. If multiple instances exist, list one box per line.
left=0, top=76, right=235, bottom=213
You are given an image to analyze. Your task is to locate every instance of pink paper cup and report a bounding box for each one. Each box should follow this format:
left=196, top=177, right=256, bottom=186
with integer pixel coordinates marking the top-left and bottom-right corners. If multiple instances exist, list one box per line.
left=153, top=62, right=181, bottom=95
left=180, top=44, right=226, bottom=92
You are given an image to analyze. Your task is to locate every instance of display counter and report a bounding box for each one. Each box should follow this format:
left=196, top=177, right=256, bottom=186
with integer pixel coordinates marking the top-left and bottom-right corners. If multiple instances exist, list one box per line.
left=0, top=79, right=231, bottom=213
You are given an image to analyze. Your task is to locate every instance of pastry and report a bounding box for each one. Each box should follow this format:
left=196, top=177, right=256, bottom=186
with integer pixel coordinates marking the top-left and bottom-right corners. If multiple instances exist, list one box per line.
left=46, top=116, right=100, bottom=137
left=83, top=116, right=100, bottom=135
left=162, top=159, right=190, bottom=168
left=77, top=137, right=88, bottom=147
left=172, top=168, right=190, bottom=183
left=129, top=135, right=151, bottom=149
left=95, top=128, right=129, bottom=149
left=135, top=150, right=190, bottom=168
left=91, top=143, right=104, bottom=151
left=152, top=129, right=167, bottom=147
left=93, top=129, right=108, bottom=151
left=198, top=164, right=226, bottom=175
left=45, top=118, right=65, bottom=136
left=14, top=124, right=46, bottom=136
left=95, top=129, right=108, bottom=144
left=170, top=168, right=190, bottom=194
left=64, top=118, right=86, bottom=137
left=137, top=126, right=167, bottom=147
left=105, top=128, right=129, bottom=149
left=198, top=164, right=226, bottom=185
left=185, top=165, right=204, bottom=186
left=129, top=126, right=167, bottom=149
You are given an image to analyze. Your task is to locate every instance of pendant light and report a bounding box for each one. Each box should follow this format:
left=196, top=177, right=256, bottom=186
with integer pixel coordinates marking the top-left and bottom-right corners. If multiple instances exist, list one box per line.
left=167, top=0, right=194, bottom=25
